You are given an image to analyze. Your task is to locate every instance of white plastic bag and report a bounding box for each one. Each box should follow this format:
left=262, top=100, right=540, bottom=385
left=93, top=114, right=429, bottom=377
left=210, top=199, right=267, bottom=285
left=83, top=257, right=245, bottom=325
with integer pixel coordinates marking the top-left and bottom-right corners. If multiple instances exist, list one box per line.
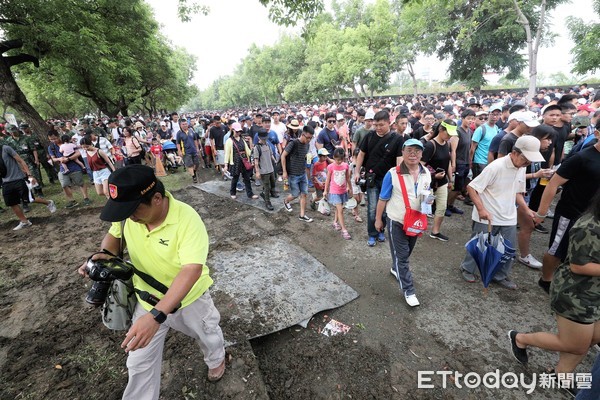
left=317, top=199, right=331, bottom=215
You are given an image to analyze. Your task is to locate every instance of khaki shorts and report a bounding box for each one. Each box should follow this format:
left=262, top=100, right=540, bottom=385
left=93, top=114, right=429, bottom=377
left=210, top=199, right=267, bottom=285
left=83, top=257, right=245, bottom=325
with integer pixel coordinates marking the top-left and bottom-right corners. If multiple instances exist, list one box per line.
left=58, top=171, right=84, bottom=188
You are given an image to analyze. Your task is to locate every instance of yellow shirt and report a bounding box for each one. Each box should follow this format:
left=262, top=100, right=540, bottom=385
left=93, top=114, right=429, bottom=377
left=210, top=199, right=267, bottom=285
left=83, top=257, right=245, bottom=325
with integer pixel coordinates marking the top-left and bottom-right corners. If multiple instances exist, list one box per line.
left=108, top=191, right=212, bottom=311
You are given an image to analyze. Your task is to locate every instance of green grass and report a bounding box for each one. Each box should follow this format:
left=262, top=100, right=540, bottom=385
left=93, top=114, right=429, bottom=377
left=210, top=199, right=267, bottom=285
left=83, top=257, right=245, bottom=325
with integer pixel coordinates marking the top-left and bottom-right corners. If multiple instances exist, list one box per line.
left=0, top=168, right=194, bottom=224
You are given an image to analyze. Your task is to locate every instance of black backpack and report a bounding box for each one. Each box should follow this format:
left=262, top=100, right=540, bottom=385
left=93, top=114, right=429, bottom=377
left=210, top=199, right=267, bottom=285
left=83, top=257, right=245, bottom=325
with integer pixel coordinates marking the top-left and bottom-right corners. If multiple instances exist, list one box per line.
left=0, top=145, right=7, bottom=179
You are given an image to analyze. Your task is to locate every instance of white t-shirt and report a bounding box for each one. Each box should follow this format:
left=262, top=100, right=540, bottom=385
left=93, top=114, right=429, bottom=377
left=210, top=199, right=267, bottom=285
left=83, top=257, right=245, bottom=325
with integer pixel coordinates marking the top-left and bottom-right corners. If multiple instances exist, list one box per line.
left=271, top=121, right=287, bottom=143
left=468, top=155, right=526, bottom=226
left=170, top=121, right=181, bottom=136
left=71, top=133, right=86, bottom=158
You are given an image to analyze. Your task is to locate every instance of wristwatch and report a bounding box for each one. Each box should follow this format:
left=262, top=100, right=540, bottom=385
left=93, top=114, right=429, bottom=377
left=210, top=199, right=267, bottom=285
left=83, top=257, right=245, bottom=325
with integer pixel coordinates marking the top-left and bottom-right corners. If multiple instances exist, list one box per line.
left=150, top=308, right=167, bottom=324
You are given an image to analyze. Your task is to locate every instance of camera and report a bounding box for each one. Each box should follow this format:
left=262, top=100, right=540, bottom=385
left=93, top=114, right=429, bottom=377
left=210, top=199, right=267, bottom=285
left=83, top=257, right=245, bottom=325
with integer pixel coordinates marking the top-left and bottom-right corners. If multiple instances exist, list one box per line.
left=84, top=257, right=134, bottom=306
left=358, top=178, right=367, bottom=192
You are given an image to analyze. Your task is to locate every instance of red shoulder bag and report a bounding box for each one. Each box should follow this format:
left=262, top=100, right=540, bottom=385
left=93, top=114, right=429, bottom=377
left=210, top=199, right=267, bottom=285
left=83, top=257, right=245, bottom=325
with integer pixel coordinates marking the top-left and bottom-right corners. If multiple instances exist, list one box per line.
left=396, top=166, right=428, bottom=237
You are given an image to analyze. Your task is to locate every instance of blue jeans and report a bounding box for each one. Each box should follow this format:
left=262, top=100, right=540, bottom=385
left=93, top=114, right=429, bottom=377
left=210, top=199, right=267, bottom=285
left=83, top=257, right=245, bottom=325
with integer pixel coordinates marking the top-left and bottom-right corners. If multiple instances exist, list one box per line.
left=366, top=180, right=385, bottom=237
left=388, top=218, right=418, bottom=296
left=460, top=221, right=516, bottom=281
left=577, top=352, right=600, bottom=399
left=289, top=173, right=308, bottom=197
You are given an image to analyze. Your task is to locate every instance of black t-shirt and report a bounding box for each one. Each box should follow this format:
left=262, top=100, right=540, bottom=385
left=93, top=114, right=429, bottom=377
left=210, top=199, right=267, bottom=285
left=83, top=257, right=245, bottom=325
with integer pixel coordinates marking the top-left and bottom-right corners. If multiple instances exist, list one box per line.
left=360, top=131, right=404, bottom=179
left=552, top=124, right=571, bottom=166
left=422, top=140, right=450, bottom=186
left=249, top=123, right=261, bottom=138
left=412, top=126, right=431, bottom=140
left=209, top=125, right=227, bottom=150
left=498, top=132, right=519, bottom=156
left=456, top=126, right=472, bottom=164
left=555, top=145, right=600, bottom=219
left=409, top=117, right=422, bottom=132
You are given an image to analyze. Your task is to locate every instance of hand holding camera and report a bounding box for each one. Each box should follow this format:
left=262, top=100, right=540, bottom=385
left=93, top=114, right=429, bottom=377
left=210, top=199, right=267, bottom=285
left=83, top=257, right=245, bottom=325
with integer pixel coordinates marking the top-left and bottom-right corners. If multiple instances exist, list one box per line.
left=79, top=251, right=134, bottom=306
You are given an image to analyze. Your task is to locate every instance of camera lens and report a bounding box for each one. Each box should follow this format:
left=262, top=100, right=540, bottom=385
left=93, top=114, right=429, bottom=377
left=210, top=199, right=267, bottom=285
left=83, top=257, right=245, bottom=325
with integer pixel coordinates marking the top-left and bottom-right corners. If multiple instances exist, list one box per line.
left=85, top=281, right=112, bottom=306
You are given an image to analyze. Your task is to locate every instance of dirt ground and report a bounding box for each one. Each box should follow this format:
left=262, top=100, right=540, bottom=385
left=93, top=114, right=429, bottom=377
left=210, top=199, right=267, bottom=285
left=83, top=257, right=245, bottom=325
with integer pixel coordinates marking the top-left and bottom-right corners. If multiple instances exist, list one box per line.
left=0, top=168, right=594, bottom=399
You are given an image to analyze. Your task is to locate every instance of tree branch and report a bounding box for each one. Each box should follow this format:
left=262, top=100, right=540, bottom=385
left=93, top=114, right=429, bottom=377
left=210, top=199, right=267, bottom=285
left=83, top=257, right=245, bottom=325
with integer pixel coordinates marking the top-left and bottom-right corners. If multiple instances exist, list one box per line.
left=5, top=53, right=39, bottom=68
left=0, top=19, right=28, bottom=26
left=0, top=39, right=24, bottom=53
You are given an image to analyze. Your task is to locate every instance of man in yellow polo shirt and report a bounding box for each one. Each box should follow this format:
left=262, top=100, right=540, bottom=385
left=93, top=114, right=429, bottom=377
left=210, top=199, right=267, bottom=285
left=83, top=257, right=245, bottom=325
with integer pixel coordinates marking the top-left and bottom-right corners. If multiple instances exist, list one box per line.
left=78, top=165, right=225, bottom=399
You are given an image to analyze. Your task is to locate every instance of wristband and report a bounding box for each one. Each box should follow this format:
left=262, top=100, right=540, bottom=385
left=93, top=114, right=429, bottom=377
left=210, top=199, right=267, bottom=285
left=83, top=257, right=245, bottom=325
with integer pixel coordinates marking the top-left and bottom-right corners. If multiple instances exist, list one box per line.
left=535, top=212, right=547, bottom=219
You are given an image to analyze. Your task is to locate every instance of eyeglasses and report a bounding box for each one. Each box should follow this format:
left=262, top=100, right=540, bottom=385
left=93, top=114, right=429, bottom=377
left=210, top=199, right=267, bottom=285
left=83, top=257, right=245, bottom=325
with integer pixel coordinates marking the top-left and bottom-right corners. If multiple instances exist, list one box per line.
left=303, top=134, right=313, bottom=139
left=327, top=120, right=335, bottom=123
left=403, top=148, right=422, bottom=155
left=478, top=117, right=487, bottom=120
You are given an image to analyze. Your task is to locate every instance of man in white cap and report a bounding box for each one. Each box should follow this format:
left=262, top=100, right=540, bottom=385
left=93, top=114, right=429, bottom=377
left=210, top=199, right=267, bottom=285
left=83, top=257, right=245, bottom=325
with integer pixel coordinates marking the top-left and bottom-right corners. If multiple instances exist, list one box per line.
left=460, top=135, right=545, bottom=290
left=497, top=111, right=540, bottom=158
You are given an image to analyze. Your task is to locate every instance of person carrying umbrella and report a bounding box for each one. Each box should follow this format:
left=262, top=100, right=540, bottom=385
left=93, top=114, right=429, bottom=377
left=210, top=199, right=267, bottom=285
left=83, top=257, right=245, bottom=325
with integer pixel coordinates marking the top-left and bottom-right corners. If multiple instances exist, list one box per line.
left=459, top=135, right=545, bottom=289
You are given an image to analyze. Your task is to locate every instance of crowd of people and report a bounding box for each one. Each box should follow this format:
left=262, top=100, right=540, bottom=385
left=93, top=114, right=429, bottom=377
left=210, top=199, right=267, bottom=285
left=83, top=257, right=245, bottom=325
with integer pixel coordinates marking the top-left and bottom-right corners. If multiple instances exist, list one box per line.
left=1, top=84, right=600, bottom=397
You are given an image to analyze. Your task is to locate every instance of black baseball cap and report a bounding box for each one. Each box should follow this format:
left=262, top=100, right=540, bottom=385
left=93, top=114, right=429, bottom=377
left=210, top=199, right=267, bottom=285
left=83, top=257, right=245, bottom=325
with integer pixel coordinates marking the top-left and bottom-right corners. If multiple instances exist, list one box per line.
left=101, top=165, right=157, bottom=222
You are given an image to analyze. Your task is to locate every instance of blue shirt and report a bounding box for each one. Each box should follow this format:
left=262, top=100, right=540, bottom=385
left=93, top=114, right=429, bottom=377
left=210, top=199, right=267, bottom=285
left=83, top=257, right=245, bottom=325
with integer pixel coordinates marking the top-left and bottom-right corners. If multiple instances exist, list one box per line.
left=47, top=143, right=84, bottom=174
left=175, top=129, right=198, bottom=155
left=472, top=123, right=499, bottom=164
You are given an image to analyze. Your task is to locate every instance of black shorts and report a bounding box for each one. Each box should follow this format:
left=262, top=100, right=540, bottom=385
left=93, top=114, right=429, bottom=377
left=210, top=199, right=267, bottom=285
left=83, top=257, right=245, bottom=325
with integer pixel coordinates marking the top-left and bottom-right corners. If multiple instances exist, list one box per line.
left=2, top=179, right=29, bottom=207
left=547, top=212, right=577, bottom=262
left=453, top=163, right=470, bottom=192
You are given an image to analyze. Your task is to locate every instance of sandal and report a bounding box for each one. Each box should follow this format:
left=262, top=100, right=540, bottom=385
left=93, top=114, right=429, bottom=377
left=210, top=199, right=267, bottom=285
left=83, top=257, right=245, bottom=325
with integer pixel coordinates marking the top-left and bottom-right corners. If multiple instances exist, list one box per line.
left=333, top=222, right=341, bottom=231
left=354, top=215, right=363, bottom=222
left=342, top=230, right=352, bottom=240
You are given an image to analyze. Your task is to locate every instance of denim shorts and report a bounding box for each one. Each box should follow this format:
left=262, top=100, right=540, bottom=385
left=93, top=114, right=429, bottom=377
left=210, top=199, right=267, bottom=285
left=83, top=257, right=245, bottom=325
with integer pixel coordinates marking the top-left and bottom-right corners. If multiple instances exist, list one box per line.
left=289, top=173, right=308, bottom=197
left=328, top=192, right=348, bottom=205
left=92, top=167, right=112, bottom=185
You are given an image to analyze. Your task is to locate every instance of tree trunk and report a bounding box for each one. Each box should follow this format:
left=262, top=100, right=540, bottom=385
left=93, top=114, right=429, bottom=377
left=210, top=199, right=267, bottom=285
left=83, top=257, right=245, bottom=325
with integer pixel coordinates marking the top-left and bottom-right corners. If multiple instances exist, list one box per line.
left=513, top=0, right=546, bottom=103
left=406, top=62, right=418, bottom=99
left=0, top=55, right=48, bottom=141
left=352, top=85, right=362, bottom=101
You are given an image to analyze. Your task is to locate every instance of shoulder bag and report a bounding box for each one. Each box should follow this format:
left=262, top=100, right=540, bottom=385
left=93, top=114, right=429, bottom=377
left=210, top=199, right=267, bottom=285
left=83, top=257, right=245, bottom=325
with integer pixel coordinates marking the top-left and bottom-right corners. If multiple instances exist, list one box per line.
left=395, top=165, right=428, bottom=237
left=233, top=138, right=253, bottom=170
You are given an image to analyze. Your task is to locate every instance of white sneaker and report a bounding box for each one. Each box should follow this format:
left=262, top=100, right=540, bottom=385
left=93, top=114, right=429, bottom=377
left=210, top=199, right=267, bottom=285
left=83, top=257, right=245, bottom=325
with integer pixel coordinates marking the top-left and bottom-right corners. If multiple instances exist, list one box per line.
left=518, top=254, right=542, bottom=269
left=405, top=294, right=420, bottom=307
left=277, top=176, right=283, bottom=182
left=390, top=268, right=398, bottom=280
left=546, top=209, right=554, bottom=219
left=47, top=200, right=57, bottom=213
left=13, top=220, right=32, bottom=231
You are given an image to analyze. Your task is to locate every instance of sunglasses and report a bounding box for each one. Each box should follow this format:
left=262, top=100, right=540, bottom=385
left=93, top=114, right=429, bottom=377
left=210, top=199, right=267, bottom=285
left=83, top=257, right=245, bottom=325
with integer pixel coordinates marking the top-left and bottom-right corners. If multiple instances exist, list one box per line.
left=478, top=117, right=487, bottom=120
left=327, top=120, right=335, bottom=123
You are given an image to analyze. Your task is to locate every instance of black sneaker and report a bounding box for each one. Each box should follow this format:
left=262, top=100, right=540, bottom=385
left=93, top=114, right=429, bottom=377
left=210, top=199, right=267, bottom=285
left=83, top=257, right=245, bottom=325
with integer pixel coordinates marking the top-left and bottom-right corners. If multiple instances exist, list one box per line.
left=430, top=232, right=449, bottom=242
left=82, top=198, right=92, bottom=206
left=283, top=201, right=293, bottom=212
left=266, top=202, right=274, bottom=211
left=534, top=224, right=549, bottom=234
left=538, top=278, right=551, bottom=294
left=508, top=330, right=528, bottom=365
left=270, top=192, right=279, bottom=198
left=298, top=215, right=313, bottom=222
left=192, top=176, right=198, bottom=183
left=22, top=204, right=31, bottom=213
left=545, top=369, right=579, bottom=398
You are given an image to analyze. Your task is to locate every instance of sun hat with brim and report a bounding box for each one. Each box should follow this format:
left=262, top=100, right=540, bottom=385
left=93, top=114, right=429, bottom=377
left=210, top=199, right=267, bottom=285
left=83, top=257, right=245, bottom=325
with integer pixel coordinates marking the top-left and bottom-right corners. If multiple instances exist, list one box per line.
left=287, top=119, right=300, bottom=129
left=402, top=138, right=424, bottom=149
left=514, top=136, right=545, bottom=162
left=101, top=165, right=158, bottom=222
left=441, top=121, right=458, bottom=136
left=317, top=148, right=330, bottom=156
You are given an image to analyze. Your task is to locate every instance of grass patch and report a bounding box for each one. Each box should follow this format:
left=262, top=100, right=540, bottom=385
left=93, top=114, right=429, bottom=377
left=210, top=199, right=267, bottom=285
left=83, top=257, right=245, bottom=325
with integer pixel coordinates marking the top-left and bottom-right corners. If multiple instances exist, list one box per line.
left=0, top=168, right=193, bottom=224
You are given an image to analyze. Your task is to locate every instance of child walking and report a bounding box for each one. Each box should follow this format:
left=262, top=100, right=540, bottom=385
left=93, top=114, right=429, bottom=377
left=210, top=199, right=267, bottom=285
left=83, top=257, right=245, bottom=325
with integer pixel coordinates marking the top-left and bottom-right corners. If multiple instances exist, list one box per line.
left=324, top=148, right=352, bottom=240
left=310, top=148, right=331, bottom=211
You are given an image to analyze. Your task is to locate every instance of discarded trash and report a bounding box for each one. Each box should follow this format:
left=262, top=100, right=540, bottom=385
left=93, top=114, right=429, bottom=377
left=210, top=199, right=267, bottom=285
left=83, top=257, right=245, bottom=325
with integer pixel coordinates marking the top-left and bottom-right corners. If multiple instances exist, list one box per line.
left=321, top=319, right=351, bottom=336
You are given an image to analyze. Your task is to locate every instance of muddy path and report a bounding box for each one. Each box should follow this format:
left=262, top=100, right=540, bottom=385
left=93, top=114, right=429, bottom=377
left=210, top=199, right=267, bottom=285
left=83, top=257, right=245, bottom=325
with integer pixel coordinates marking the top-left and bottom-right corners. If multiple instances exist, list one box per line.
left=0, top=172, right=589, bottom=399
